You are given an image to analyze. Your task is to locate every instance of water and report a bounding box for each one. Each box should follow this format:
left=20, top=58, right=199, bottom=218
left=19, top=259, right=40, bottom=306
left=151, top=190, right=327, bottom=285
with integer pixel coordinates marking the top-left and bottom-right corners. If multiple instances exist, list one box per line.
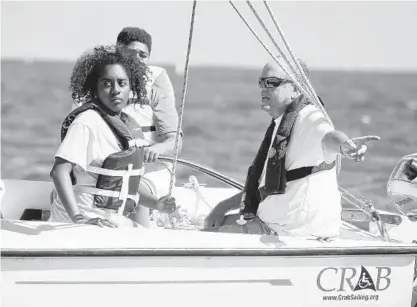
left=2, top=59, right=417, bottom=211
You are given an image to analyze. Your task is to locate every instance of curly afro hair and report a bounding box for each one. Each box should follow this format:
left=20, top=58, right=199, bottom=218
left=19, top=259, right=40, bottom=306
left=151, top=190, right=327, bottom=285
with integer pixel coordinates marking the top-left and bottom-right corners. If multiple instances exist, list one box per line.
left=116, top=27, right=152, bottom=53
left=69, top=45, right=150, bottom=105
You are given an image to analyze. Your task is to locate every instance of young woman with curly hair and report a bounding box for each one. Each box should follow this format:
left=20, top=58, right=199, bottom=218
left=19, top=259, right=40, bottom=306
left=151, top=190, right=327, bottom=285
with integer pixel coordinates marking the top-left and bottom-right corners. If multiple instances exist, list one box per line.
left=49, top=46, right=176, bottom=228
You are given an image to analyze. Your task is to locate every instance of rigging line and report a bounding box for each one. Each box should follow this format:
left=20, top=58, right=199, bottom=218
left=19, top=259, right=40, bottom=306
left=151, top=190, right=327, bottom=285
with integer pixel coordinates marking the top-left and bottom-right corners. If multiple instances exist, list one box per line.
left=262, top=0, right=315, bottom=100
left=246, top=1, right=323, bottom=112
left=232, top=2, right=367, bottom=228
left=230, top=1, right=342, bottom=172
left=261, top=0, right=341, bottom=168
left=229, top=1, right=311, bottom=100
left=255, top=0, right=340, bottom=173
left=263, top=0, right=333, bottom=126
left=245, top=1, right=307, bottom=94
left=167, top=0, right=198, bottom=228
left=168, top=0, right=197, bottom=196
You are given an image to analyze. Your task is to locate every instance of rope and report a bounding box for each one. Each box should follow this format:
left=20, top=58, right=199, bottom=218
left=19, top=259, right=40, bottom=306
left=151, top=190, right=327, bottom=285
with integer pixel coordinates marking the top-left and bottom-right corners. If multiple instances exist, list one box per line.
left=245, top=2, right=302, bottom=91
left=228, top=1, right=282, bottom=69
left=261, top=0, right=341, bottom=170
left=246, top=1, right=333, bottom=126
left=229, top=1, right=311, bottom=102
left=262, top=1, right=314, bottom=99
left=244, top=2, right=365, bottom=221
left=166, top=0, right=198, bottom=228
left=231, top=0, right=340, bottom=172
left=262, top=0, right=333, bottom=126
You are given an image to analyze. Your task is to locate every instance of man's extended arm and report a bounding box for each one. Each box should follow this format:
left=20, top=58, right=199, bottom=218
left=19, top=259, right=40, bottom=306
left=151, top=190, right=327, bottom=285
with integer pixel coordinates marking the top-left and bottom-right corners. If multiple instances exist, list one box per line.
left=323, top=130, right=380, bottom=162
left=322, top=130, right=350, bottom=161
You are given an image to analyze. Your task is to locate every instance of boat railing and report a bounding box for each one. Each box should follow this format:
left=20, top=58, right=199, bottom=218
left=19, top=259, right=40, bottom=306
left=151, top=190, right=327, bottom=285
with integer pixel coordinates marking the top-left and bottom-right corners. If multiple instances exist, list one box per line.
left=158, top=156, right=394, bottom=242
left=158, top=156, right=245, bottom=190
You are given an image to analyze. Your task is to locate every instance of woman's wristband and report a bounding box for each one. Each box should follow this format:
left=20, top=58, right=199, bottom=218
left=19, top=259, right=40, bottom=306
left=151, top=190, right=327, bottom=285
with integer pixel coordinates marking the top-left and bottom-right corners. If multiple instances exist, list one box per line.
left=72, top=213, right=86, bottom=223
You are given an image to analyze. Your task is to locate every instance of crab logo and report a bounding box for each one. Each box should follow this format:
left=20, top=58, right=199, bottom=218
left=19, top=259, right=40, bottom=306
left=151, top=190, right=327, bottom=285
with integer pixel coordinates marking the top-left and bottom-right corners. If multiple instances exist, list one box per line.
left=317, top=266, right=391, bottom=292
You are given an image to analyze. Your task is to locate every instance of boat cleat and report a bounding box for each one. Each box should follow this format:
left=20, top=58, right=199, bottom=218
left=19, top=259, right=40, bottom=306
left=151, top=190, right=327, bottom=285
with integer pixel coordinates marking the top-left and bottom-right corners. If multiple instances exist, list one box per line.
left=236, top=215, right=247, bottom=225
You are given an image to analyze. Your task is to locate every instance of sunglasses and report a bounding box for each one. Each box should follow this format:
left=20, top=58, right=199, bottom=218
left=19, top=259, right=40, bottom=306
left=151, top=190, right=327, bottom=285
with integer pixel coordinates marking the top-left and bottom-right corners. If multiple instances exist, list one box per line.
left=258, top=77, right=291, bottom=89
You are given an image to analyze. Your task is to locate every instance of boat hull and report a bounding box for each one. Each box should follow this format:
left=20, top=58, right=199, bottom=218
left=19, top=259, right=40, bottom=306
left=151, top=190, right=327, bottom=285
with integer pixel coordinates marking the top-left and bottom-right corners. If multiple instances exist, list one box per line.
left=2, top=254, right=415, bottom=307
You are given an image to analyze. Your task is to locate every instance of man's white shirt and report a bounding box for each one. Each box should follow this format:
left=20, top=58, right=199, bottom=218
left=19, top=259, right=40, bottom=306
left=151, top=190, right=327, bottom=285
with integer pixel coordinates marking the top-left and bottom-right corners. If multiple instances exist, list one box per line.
left=257, top=104, right=341, bottom=238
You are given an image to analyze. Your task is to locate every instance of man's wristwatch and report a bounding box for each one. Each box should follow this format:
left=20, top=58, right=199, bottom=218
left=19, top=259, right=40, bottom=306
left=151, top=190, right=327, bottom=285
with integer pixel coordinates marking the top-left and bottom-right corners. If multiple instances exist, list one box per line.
left=339, top=141, right=349, bottom=158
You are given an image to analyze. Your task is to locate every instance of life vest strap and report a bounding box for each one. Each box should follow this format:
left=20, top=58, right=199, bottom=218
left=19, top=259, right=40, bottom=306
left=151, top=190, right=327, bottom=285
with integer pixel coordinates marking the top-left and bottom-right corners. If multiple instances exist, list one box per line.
left=83, top=162, right=143, bottom=215
left=118, top=164, right=133, bottom=215
left=141, top=126, right=156, bottom=132
left=74, top=186, right=139, bottom=206
left=258, top=160, right=336, bottom=201
left=86, top=165, right=144, bottom=177
left=286, top=160, right=336, bottom=182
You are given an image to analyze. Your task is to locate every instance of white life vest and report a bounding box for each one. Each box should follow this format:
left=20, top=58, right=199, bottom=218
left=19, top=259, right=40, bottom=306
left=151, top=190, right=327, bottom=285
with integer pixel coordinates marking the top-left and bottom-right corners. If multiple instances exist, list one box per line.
left=123, top=65, right=168, bottom=144
left=123, top=103, right=156, bottom=143
left=125, top=66, right=176, bottom=198
left=149, top=65, right=165, bottom=86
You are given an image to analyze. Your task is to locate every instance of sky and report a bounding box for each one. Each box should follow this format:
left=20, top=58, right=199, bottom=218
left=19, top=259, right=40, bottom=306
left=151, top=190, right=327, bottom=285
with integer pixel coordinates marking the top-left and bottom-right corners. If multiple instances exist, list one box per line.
left=1, top=0, right=417, bottom=71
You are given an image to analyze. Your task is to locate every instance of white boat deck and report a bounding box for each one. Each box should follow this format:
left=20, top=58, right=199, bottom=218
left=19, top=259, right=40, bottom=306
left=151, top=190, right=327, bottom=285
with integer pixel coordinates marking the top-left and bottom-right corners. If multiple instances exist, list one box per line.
left=2, top=219, right=417, bottom=256
left=2, top=179, right=417, bottom=256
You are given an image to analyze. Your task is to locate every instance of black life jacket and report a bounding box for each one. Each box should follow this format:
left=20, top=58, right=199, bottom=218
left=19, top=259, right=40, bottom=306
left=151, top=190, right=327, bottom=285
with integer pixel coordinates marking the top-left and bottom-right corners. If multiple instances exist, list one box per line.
left=61, top=100, right=146, bottom=214
left=240, top=95, right=335, bottom=220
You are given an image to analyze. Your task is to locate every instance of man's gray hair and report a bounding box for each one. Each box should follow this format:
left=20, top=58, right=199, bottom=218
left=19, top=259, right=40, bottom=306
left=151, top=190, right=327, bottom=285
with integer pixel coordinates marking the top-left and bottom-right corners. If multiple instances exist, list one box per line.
left=297, top=58, right=309, bottom=78
left=289, top=59, right=310, bottom=95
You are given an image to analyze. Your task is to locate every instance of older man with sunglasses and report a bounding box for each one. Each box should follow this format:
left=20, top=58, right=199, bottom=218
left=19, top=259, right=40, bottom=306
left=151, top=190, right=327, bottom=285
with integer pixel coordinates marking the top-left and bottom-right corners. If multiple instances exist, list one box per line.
left=204, top=61, right=379, bottom=238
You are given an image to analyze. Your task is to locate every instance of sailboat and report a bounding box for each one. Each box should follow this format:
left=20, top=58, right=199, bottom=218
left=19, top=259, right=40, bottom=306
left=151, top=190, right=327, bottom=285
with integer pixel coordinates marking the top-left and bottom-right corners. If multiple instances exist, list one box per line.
left=2, top=1, right=417, bottom=306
